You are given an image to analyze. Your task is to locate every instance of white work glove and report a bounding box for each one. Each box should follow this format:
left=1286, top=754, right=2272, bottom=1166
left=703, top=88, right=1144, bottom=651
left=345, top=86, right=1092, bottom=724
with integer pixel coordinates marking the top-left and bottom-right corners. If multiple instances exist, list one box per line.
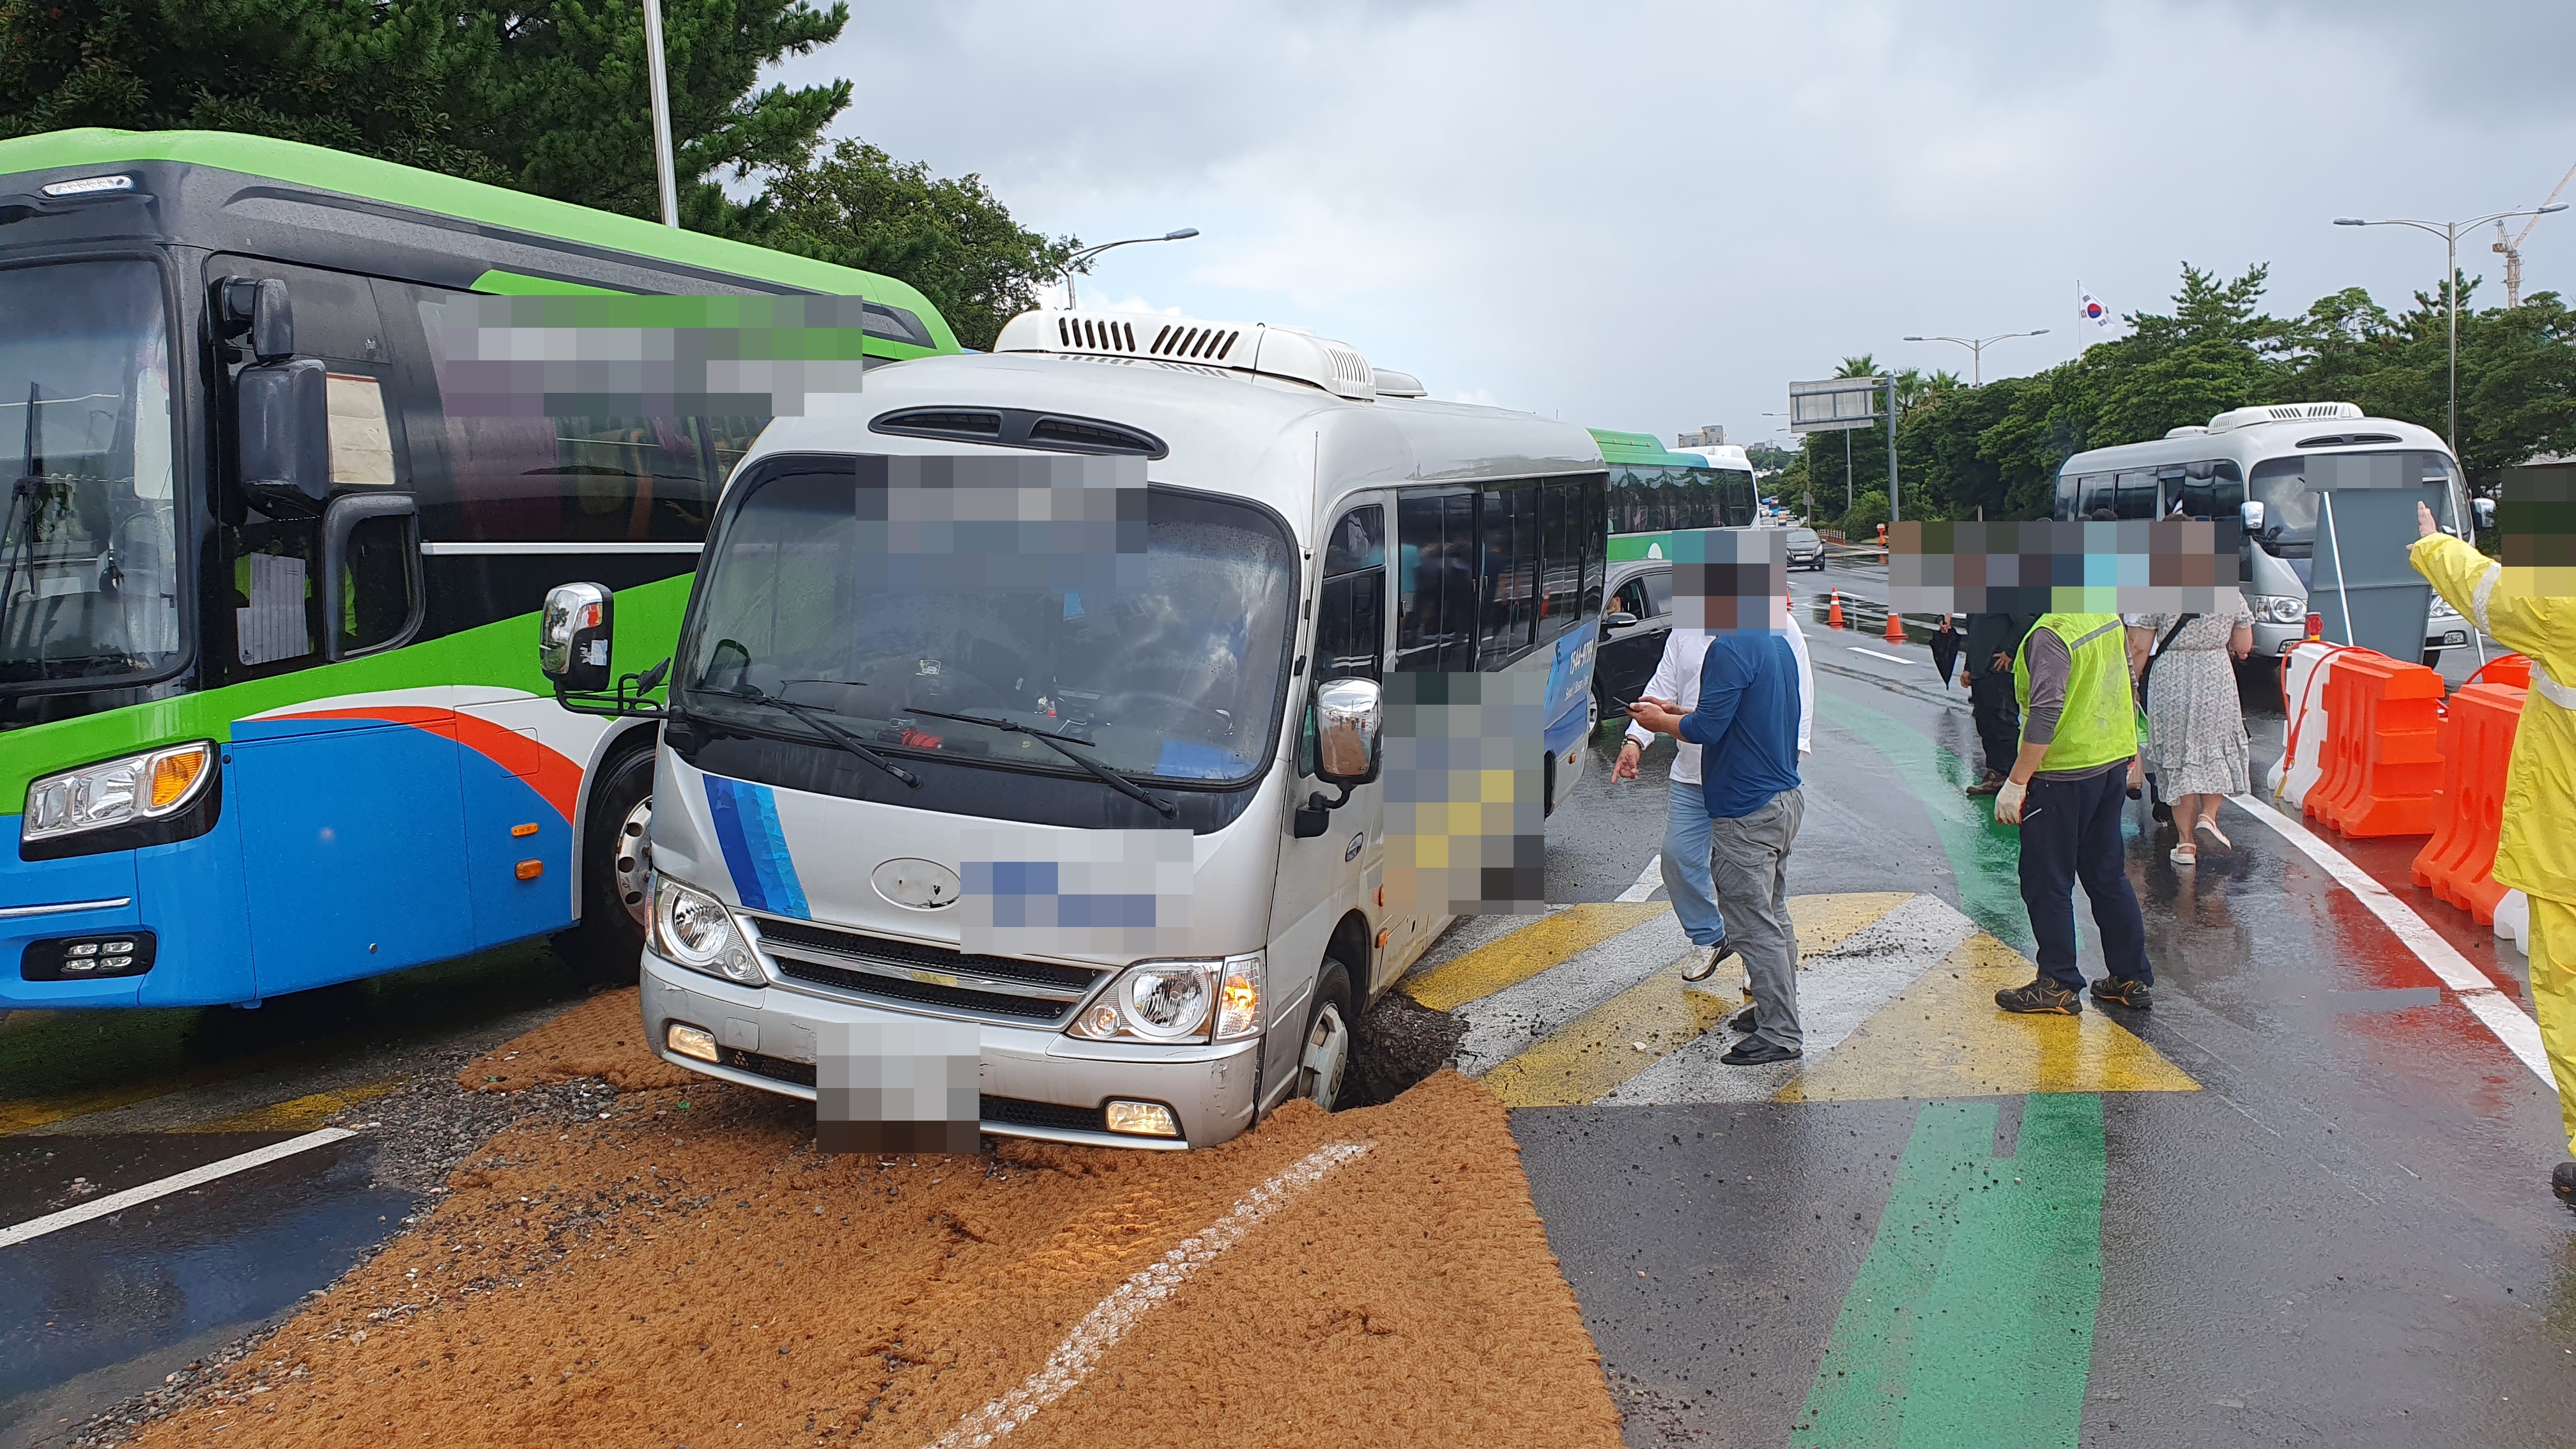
left=1995, top=778, right=2028, bottom=825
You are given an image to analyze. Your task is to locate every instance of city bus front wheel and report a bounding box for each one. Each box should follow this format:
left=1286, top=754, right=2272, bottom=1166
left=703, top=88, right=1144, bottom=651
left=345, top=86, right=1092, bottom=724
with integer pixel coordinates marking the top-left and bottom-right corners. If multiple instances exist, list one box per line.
left=1298, top=960, right=1356, bottom=1110
left=563, top=745, right=656, bottom=981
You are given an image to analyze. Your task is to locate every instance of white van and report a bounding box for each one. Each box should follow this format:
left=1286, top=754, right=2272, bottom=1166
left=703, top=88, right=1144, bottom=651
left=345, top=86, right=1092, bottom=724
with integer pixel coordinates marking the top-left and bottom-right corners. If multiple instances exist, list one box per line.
left=2055, top=402, right=2476, bottom=662
left=538, top=309, right=1609, bottom=1149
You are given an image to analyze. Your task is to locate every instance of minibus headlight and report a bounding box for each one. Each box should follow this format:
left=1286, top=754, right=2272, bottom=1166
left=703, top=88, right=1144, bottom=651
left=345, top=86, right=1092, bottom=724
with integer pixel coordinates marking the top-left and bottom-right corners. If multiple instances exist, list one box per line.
left=23, top=742, right=215, bottom=845
left=1071, top=958, right=1254, bottom=1043
left=2250, top=594, right=2307, bottom=625
left=651, top=877, right=762, bottom=986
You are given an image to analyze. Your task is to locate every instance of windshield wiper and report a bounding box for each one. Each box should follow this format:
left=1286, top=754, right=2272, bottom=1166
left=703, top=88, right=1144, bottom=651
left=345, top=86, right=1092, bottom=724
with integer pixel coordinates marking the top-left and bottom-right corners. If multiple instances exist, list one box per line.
left=724, top=685, right=921, bottom=790
left=903, top=704, right=1179, bottom=819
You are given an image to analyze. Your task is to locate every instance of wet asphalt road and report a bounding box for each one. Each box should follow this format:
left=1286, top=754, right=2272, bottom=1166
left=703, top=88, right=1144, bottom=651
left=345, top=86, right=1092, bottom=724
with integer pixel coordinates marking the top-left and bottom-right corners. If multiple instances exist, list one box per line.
left=8, top=556, right=2576, bottom=1446
left=1526, top=570, right=2576, bottom=1446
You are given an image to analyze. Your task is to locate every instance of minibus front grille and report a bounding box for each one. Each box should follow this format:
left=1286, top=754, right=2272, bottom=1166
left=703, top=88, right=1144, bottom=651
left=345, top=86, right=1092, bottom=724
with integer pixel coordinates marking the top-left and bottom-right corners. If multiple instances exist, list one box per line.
left=979, top=1096, right=1108, bottom=1134
left=772, top=957, right=1077, bottom=1022
left=755, top=919, right=1099, bottom=992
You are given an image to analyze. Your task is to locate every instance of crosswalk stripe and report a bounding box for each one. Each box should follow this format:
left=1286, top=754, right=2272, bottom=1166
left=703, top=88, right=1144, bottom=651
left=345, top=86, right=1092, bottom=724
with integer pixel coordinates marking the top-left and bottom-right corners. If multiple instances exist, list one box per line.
left=1614, top=855, right=1664, bottom=903
left=1479, top=965, right=1740, bottom=1107
left=1397, top=902, right=1668, bottom=1013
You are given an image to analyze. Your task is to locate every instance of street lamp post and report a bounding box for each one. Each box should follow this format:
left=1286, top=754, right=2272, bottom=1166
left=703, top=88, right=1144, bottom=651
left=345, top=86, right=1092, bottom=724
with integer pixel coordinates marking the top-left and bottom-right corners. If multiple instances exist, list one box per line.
left=1900, top=329, right=2049, bottom=387
left=641, top=0, right=679, bottom=227
left=2333, top=204, right=2567, bottom=464
left=1062, top=229, right=1200, bottom=308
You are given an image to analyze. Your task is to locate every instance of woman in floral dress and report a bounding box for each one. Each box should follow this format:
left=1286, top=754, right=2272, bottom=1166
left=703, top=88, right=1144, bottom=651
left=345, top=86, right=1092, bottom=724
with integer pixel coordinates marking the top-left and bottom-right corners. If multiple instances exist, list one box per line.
left=2128, top=592, right=2256, bottom=866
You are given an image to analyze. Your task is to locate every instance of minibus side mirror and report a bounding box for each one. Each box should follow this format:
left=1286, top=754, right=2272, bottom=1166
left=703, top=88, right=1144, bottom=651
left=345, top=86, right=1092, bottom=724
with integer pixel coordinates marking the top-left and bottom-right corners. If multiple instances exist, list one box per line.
left=1314, top=677, right=1383, bottom=788
left=2239, top=499, right=2266, bottom=534
left=541, top=581, right=614, bottom=694
left=236, top=358, right=330, bottom=519
left=2472, top=497, right=2496, bottom=530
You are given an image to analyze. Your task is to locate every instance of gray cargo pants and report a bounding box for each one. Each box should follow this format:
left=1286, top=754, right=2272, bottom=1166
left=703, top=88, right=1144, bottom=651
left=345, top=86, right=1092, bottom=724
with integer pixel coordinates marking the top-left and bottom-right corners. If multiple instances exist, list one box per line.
left=1709, top=786, right=1804, bottom=1052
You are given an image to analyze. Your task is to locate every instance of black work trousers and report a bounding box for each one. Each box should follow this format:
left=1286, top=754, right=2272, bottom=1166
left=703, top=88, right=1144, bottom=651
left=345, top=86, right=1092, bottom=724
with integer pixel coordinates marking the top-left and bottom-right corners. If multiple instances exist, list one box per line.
left=1968, top=671, right=2021, bottom=777
left=2016, top=765, right=2152, bottom=990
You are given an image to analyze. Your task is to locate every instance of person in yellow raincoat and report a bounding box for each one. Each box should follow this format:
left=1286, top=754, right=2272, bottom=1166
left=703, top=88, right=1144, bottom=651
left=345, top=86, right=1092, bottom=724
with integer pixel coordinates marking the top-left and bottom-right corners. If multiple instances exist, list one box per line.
left=2411, top=500, right=2576, bottom=1205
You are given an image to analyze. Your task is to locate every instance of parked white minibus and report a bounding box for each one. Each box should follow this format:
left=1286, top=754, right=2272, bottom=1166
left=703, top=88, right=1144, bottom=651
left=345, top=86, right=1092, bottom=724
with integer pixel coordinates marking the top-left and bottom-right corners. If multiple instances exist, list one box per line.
left=2054, top=402, right=2476, bottom=663
left=538, top=309, right=1609, bottom=1149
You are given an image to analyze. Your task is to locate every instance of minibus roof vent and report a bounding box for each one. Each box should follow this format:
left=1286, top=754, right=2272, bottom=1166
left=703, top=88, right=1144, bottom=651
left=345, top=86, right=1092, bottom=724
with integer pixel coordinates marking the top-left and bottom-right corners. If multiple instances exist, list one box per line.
left=2165, top=425, right=2211, bottom=438
left=994, top=309, right=1377, bottom=401
left=2296, top=432, right=2403, bottom=448
left=1372, top=369, right=1429, bottom=397
left=2205, top=401, right=2363, bottom=434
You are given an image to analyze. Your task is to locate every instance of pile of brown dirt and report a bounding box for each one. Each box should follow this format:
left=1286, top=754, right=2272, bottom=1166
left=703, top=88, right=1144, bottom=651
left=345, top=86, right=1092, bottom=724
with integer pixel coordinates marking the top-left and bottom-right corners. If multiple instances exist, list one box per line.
left=455, top=986, right=698, bottom=1094
left=157, top=1018, right=1620, bottom=1448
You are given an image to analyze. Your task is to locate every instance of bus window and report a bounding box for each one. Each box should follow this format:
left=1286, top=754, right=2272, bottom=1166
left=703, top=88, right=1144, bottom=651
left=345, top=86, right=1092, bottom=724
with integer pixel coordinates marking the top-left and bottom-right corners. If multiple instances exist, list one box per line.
left=1477, top=484, right=1537, bottom=668
left=1538, top=480, right=1579, bottom=636
left=2172, top=460, right=2244, bottom=520
left=380, top=282, right=741, bottom=544
left=1315, top=503, right=1384, bottom=684
left=1395, top=491, right=1475, bottom=672
left=1581, top=474, right=1607, bottom=615
left=2055, top=473, right=2080, bottom=521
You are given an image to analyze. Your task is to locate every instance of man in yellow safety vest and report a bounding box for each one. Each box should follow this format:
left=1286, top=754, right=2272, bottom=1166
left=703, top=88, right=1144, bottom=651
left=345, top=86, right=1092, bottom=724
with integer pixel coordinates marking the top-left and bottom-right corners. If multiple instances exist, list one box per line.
left=2412, top=500, right=2576, bottom=1206
left=1991, top=610, right=2156, bottom=1015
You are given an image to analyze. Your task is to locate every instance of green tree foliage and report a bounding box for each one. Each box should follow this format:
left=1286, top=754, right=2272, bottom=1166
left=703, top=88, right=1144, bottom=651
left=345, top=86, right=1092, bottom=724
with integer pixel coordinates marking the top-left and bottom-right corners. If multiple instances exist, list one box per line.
left=765, top=140, right=1077, bottom=351
left=1887, top=262, right=2576, bottom=521
left=0, top=0, right=854, bottom=233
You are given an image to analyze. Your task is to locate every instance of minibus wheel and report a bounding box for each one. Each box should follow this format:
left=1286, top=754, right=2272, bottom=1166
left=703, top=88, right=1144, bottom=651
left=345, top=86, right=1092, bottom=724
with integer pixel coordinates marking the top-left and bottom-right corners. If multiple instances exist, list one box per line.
left=564, top=745, right=655, bottom=980
left=1299, top=961, right=1356, bottom=1110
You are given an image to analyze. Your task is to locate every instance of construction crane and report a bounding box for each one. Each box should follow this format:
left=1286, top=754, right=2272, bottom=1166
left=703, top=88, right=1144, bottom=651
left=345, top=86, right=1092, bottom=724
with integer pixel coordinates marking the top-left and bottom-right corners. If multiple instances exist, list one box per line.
left=2494, top=159, right=2576, bottom=307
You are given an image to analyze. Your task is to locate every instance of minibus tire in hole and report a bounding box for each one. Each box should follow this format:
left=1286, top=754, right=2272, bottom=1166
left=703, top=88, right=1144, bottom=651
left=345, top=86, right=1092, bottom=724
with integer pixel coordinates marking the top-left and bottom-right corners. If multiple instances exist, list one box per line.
left=562, top=744, right=656, bottom=981
left=1299, top=960, right=1356, bottom=1111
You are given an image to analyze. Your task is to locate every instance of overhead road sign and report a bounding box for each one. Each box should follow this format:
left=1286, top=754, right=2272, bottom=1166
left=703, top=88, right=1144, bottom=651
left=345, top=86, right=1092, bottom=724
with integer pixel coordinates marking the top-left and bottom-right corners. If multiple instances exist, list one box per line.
left=1788, top=377, right=1886, bottom=434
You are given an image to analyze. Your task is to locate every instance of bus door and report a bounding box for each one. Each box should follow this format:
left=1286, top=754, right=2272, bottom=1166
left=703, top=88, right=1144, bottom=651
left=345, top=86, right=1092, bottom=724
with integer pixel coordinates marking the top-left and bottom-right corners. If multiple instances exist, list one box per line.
left=206, top=259, right=464, bottom=995
left=1267, top=496, right=1389, bottom=1091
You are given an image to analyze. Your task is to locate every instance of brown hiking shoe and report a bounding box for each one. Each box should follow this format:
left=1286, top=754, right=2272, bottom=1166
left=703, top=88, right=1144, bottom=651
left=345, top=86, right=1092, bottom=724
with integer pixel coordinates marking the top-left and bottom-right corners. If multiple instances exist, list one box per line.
left=1965, top=770, right=2006, bottom=797
left=1995, top=977, right=2083, bottom=1015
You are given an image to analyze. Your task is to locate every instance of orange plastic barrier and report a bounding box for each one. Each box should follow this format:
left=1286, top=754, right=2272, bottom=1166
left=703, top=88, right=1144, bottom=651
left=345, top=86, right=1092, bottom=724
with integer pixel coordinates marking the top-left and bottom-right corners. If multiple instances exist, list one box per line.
left=2467, top=653, right=2531, bottom=690
left=2306, top=650, right=2446, bottom=838
left=2410, top=681, right=2527, bottom=923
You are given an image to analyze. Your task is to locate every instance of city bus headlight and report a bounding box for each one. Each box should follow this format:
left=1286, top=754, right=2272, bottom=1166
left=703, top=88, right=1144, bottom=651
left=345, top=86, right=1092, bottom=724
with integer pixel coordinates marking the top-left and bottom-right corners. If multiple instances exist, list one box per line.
left=23, top=742, right=215, bottom=845
left=651, top=877, right=762, bottom=986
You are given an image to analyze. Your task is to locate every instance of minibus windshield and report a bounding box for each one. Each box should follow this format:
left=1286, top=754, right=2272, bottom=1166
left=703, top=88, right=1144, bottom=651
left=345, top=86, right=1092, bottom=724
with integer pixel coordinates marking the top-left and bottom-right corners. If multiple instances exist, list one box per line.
left=680, top=467, right=1297, bottom=786
left=2247, top=449, right=2457, bottom=567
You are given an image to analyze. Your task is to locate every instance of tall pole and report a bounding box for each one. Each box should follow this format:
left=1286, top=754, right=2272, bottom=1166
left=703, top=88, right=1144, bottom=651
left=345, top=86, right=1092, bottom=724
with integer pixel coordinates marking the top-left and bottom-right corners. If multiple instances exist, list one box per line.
left=643, top=0, right=679, bottom=229
left=2446, top=222, right=2458, bottom=463
left=1843, top=429, right=1852, bottom=512
left=1885, top=376, right=1901, bottom=524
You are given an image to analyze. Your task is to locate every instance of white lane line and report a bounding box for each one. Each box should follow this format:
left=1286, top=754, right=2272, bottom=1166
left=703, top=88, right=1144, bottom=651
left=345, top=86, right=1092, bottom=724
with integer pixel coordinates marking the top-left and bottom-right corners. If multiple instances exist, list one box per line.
left=928, top=1140, right=1369, bottom=1448
left=2229, top=795, right=2552, bottom=1087
left=1616, top=854, right=1664, bottom=903
left=0, top=1127, right=357, bottom=1250
left=1847, top=647, right=1914, bottom=666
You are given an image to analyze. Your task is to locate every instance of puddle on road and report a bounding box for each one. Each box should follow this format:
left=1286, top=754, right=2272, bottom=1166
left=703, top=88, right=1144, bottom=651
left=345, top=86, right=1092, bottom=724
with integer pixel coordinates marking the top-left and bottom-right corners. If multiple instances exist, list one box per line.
left=0, top=1136, right=415, bottom=1441
left=121, top=991, right=1620, bottom=1449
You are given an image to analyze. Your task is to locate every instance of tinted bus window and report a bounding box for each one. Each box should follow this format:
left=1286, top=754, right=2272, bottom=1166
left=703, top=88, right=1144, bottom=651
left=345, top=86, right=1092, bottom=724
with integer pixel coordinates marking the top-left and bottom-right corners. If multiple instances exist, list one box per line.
left=1396, top=492, right=1475, bottom=672
left=1316, top=503, right=1384, bottom=684
left=1478, top=484, right=1537, bottom=668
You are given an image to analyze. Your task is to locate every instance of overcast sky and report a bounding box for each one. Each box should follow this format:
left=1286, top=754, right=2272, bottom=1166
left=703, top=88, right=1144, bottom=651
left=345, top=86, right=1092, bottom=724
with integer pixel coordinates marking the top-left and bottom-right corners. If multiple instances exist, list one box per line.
left=774, top=1, right=2576, bottom=450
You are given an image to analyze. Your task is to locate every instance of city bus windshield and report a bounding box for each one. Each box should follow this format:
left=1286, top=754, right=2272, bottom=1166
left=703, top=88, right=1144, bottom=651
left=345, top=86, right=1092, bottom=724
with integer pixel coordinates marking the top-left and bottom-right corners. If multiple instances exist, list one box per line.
left=678, top=467, right=1297, bottom=785
left=0, top=259, right=181, bottom=690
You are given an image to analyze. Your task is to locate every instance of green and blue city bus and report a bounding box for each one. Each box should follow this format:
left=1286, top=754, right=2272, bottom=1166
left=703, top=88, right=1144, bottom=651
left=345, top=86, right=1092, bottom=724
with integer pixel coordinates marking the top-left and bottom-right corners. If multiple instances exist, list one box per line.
left=0, top=128, right=959, bottom=1009
left=1589, top=427, right=1757, bottom=562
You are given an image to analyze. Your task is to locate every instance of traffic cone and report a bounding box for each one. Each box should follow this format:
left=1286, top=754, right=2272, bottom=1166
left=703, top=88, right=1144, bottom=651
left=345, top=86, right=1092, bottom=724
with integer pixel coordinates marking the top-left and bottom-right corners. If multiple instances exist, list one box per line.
left=1827, top=590, right=1845, bottom=629
left=1883, top=606, right=1906, bottom=643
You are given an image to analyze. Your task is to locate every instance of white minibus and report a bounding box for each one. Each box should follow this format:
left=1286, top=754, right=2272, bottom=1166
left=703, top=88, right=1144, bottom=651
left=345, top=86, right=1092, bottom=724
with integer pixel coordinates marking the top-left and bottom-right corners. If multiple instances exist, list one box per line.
left=538, top=309, right=1609, bottom=1149
left=2054, top=402, right=2476, bottom=663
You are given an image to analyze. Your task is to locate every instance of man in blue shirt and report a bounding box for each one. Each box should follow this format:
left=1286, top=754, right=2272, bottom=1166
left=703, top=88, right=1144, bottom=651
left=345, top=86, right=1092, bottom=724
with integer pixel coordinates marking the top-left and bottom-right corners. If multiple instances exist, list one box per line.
left=1629, top=625, right=1807, bottom=1064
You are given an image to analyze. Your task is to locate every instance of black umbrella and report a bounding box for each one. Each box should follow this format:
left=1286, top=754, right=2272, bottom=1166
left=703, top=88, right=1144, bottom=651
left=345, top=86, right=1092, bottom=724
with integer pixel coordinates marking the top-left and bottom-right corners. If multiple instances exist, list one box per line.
left=1929, top=618, right=1962, bottom=687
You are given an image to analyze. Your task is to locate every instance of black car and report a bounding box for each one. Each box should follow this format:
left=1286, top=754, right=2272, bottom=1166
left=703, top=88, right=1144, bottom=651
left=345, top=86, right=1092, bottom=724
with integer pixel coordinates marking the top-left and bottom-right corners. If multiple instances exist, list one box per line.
left=1595, top=560, right=1674, bottom=721
left=1783, top=526, right=1826, bottom=571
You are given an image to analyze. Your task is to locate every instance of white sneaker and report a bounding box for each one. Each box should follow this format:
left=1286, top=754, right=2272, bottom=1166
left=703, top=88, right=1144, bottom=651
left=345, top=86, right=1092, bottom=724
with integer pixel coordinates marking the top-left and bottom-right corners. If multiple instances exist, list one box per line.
left=1680, top=942, right=1732, bottom=982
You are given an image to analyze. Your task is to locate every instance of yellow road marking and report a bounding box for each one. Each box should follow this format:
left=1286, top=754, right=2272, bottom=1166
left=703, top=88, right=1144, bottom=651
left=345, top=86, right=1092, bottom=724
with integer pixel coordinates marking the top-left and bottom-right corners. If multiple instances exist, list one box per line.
left=1472, top=894, right=1921, bottom=1107
left=1399, top=902, right=1668, bottom=1012
left=184, top=1083, right=399, bottom=1133
left=1776, top=933, right=2200, bottom=1101
left=1479, top=965, right=1740, bottom=1106
left=1789, top=893, right=1917, bottom=960
left=1, top=1081, right=203, bottom=1136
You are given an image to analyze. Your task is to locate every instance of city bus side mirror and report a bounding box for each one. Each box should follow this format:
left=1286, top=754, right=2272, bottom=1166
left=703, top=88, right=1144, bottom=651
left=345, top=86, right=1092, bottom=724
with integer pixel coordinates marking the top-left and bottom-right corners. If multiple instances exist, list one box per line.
left=236, top=359, right=330, bottom=519
left=2239, top=500, right=2266, bottom=534
left=2472, top=497, right=2496, bottom=530
left=1314, top=677, right=1383, bottom=788
left=540, top=582, right=615, bottom=694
